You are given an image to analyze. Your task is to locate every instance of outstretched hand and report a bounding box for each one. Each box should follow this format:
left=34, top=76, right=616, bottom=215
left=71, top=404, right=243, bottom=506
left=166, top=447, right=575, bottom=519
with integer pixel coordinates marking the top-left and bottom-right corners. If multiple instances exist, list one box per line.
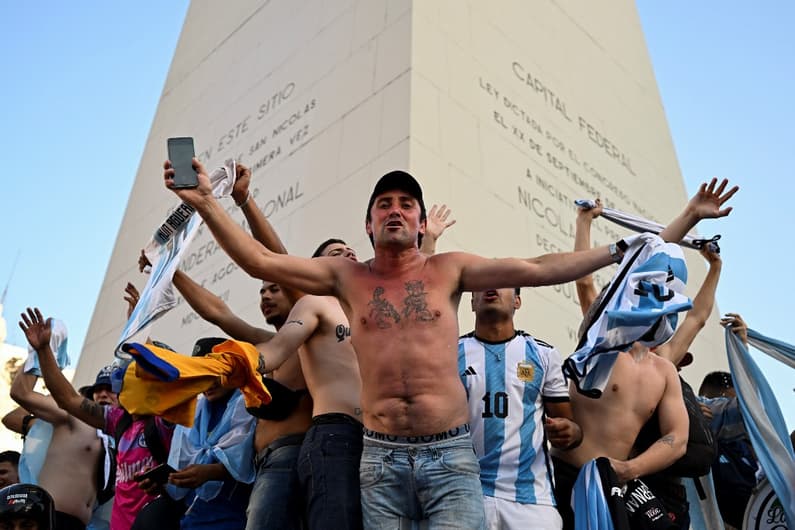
left=19, top=308, right=51, bottom=352
left=425, top=204, right=456, bottom=240
left=164, top=158, right=214, bottom=207
left=687, top=177, right=739, bottom=220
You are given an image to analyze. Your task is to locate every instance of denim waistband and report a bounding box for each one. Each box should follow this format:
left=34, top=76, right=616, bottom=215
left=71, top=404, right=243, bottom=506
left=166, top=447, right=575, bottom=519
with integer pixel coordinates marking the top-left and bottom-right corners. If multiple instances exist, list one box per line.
left=312, top=412, right=363, bottom=427
left=255, top=433, right=305, bottom=465
left=363, top=423, right=470, bottom=446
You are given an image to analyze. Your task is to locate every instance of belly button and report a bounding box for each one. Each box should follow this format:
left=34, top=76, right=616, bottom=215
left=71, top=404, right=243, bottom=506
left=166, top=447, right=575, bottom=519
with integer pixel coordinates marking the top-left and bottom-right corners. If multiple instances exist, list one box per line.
left=434, top=310, right=441, bottom=318
left=360, top=317, right=367, bottom=325
left=612, top=384, right=619, bottom=392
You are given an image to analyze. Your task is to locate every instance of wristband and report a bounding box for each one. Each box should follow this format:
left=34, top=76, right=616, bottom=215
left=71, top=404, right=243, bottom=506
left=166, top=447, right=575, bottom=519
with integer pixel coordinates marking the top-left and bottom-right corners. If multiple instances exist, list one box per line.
left=235, top=191, right=252, bottom=208
left=608, top=241, right=624, bottom=264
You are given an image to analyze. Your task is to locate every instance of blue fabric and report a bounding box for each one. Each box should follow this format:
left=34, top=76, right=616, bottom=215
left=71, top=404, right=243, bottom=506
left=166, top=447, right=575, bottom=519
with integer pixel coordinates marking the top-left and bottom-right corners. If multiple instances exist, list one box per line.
left=359, top=436, right=486, bottom=529
left=167, top=391, right=256, bottom=502
left=121, top=342, right=180, bottom=381
left=298, top=420, right=363, bottom=530
left=571, top=459, right=616, bottom=530
left=563, top=233, right=692, bottom=397
left=725, top=328, right=795, bottom=524
left=246, top=441, right=304, bottom=530
left=23, top=318, right=69, bottom=376
left=18, top=419, right=53, bottom=484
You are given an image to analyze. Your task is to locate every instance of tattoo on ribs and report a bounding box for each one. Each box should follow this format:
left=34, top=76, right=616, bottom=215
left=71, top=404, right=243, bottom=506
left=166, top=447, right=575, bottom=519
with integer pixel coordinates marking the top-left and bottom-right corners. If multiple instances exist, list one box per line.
left=656, top=435, right=675, bottom=448
left=79, top=398, right=105, bottom=420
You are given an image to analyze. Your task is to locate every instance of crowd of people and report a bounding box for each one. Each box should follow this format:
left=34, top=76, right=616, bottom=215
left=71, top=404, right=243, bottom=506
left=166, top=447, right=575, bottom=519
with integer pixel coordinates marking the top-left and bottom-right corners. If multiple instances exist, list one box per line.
left=0, top=160, right=784, bottom=530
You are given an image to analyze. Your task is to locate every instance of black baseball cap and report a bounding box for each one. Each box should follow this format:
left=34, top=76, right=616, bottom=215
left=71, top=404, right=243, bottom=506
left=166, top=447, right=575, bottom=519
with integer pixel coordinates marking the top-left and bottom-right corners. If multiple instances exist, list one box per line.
left=192, top=337, right=228, bottom=357
left=79, top=365, right=115, bottom=399
left=365, top=171, right=426, bottom=222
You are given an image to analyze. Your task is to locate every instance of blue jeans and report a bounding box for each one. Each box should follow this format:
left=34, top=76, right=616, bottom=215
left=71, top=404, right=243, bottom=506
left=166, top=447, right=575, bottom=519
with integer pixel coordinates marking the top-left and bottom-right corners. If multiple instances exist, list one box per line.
left=298, top=414, right=364, bottom=530
left=246, top=434, right=305, bottom=530
left=360, top=428, right=485, bottom=529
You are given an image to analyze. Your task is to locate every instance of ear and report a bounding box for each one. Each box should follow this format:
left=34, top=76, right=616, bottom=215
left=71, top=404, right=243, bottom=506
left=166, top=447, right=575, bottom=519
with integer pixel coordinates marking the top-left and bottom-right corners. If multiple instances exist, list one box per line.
left=419, top=218, right=427, bottom=236
left=365, top=219, right=373, bottom=237
left=513, top=294, right=522, bottom=311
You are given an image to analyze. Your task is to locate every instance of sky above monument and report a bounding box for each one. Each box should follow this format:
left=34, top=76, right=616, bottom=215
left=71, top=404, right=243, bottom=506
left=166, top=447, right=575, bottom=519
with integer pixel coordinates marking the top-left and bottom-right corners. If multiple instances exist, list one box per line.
left=0, top=2, right=792, bottom=428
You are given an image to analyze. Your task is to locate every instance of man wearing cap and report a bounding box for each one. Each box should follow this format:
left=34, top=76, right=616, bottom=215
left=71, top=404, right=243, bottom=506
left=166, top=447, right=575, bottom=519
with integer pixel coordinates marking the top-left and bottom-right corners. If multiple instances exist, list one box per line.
left=10, top=324, right=105, bottom=530
left=164, top=159, right=641, bottom=526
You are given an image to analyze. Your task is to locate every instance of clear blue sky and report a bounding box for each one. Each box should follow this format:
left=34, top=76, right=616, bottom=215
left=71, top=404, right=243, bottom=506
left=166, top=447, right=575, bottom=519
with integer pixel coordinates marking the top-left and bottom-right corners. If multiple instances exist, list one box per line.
left=1, top=3, right=792, bottom=428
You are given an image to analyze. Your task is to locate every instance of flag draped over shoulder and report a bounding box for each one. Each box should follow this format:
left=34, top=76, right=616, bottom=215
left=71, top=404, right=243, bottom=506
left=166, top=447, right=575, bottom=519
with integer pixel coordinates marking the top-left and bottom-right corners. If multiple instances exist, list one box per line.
left=726, top=328, right=795, bottom=523
left=115, top=159, right=237, bottom=357
left=575, top=199, right=719, bottom=250
left=563, top=233, right=692, bottom=397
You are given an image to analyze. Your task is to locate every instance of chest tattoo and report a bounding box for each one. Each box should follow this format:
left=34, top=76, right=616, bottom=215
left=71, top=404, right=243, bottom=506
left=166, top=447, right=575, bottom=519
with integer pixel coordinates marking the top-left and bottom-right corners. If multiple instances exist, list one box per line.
left=367, top=281, right=436, bottom=328
left=368, top=286, right=401, bottom=328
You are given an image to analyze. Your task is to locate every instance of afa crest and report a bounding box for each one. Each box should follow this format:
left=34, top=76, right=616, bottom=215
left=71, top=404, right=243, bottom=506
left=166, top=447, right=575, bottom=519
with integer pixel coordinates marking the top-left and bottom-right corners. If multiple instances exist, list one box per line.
left=517, top=362, right=534, bottom=382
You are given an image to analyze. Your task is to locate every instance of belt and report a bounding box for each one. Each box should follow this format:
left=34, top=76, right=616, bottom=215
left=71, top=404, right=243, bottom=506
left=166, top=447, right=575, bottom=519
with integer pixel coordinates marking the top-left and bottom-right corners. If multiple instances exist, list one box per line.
left=312, top=413, right=363, bottom=427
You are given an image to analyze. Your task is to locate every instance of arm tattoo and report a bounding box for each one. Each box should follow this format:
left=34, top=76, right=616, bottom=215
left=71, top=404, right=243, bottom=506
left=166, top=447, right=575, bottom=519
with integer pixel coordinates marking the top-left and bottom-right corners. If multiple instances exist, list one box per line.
left=285, top=319, right=304, bottom=326
left=656, top=434, right=675, bottom=448
left=79, top=398, right=106, bottom=422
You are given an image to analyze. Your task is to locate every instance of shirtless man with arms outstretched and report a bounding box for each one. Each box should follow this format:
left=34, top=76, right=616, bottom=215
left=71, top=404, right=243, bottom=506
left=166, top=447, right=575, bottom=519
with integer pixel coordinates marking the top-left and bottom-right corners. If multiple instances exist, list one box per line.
left=165, top=161, right=627, bottom=528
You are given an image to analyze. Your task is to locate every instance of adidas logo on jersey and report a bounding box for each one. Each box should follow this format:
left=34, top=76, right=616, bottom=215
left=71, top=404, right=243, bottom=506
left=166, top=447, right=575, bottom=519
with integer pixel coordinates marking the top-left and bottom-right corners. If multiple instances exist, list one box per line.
left=461, top=366, right=477, bottom=376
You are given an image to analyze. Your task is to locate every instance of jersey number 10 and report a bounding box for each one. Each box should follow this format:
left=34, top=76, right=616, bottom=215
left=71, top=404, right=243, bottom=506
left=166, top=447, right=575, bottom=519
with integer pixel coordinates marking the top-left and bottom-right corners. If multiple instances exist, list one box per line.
left=482, top=392, right=509, bottom=418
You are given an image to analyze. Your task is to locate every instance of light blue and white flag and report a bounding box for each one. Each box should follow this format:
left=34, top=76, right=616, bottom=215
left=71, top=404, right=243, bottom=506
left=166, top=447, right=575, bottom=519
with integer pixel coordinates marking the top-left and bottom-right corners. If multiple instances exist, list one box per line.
left=575, top=199, right=719, bottom=251
left=23, top=318, right=68, bottom=375
left=115, top=160, right=237, bottom=357
left=563, top=233, right=692, bottom=397
left=726, top=327, right=795, bottom=524
left=166, top=390, right=256, bottom=502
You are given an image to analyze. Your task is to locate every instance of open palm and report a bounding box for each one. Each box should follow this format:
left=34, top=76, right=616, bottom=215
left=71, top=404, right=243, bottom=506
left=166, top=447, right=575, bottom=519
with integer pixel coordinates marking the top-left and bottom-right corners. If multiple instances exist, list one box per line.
left=19, top=307, right=51, bottom=351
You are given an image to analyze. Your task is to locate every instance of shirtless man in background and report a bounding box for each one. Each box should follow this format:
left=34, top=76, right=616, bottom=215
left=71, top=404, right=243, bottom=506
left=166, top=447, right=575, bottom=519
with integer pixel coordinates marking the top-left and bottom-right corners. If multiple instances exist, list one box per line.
left=552, top=178, right=738, bottom=529
left=12, top=321, right=102, bottom=530
left=166, top=159, right=623, bottom=527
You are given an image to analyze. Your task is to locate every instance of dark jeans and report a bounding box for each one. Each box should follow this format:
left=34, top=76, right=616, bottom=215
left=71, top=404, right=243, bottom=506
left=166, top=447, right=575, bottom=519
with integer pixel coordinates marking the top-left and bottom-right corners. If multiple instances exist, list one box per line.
left=246, top=433, right=306, bottom=530
left=552, top=456, right=578, bottom=530
left=298, top=413, right=364, bottom=530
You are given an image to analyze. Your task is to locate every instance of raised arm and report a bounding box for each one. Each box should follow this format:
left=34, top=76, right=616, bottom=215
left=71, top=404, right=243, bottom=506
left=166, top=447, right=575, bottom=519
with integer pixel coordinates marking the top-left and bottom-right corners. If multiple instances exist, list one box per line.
left=655, top=246, right=722, bottom=365
left=610, top=361, right=688, bottom=482
left=255, top=297, right=320, bottom=372
left=164, top=159, right=339, bottom=296
left=231, top=163, right=288, bottom=255
left=230, top=163, right=303, bottom=303
left=9, top=368, right=70, bottom=425
left=419, top=204, right=456, bottom=256
left=659, top=177, right=738, bottom=243
left=573, top=199, right=603, bottom=315
left=19, top=308, right=105, bottom=430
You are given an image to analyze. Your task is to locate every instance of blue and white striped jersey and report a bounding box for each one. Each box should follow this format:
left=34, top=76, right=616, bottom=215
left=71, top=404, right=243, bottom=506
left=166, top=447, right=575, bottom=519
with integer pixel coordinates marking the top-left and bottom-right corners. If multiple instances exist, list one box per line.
left=458, top=330, right=568, bottom=506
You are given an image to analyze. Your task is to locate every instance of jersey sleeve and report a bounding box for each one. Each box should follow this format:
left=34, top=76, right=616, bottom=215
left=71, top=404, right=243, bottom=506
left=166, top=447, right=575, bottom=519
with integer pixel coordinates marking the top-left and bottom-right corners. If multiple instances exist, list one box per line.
left=541, top=345, right=569, bottom=401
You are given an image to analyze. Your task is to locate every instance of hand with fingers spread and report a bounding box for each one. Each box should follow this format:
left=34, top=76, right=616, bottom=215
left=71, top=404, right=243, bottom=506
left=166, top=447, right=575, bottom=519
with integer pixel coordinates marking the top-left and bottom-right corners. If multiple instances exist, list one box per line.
left=686, top=177, right=739, bottom=220
left=19, top=308, right=52, bottom=352
left=124, top=282, right=141, bottom=320
left=721, top=312, right=748, bottom=345
left=425, top=204, right=457, bottom=241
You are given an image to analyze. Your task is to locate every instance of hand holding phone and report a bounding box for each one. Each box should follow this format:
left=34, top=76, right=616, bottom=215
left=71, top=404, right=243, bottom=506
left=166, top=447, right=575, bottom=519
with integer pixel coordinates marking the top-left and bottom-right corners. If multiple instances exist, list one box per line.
left=134, top=463, right=176, bottom=485
left=167, top=137, right=199, bottom=189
